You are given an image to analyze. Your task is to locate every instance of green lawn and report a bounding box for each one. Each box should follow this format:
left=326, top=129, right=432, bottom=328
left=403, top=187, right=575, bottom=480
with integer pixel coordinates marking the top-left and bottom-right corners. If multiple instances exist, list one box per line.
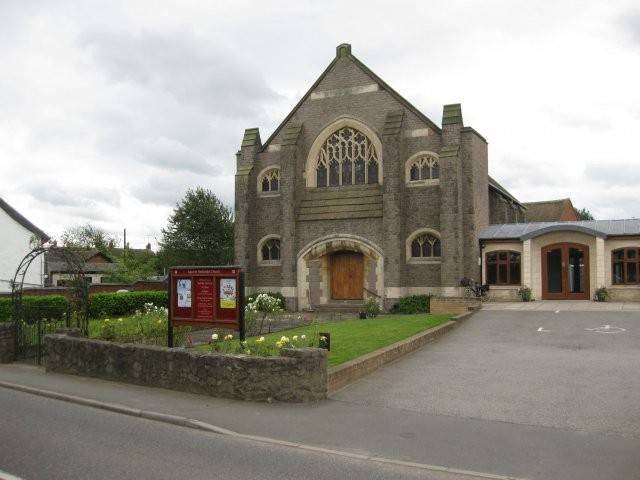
left=194, top=313, right=452, bottom=367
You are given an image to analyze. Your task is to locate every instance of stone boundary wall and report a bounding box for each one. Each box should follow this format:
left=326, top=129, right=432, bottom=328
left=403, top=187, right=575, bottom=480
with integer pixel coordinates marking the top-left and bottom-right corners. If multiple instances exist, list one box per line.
left=44, top=334, right=327, bottom=403
left=0, top=280, right=167, bottom=299
left=430, top=296, right=481, bottom=315
left=0, top=323, right=14, bottom=363
left=327, top=311, right=475, bottom=393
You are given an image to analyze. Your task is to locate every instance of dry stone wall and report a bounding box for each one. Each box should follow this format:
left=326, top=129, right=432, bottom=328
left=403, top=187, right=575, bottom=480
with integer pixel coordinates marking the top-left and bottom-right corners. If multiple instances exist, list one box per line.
left=44, top=334, right=327, bottom=403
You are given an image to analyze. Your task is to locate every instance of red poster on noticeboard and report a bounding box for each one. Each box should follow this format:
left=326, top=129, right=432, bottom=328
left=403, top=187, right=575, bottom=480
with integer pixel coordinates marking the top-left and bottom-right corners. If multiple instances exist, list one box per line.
left=168, top=266, right=244, bottom=346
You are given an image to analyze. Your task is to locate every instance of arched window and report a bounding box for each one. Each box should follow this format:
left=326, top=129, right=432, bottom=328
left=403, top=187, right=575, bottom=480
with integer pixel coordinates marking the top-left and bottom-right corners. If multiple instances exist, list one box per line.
left=486, top=251, right=521, bottom=285
left=258, top=168, right=280, bottom=194
left=612, top=247, right=640, bottom=284
left=406, top=229, right=442, bottom=263
left=407, top=154, right=439, bottom=183
left=316, top=127, right=379, bottom=187
left=410, top=234, right=441, bottom=258
left=257, top=235, right=281, bottom=266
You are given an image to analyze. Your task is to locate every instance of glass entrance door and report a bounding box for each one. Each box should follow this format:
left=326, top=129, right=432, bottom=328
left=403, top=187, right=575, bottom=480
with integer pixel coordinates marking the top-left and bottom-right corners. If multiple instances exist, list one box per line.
left=542, top=243, right=590, bottom=300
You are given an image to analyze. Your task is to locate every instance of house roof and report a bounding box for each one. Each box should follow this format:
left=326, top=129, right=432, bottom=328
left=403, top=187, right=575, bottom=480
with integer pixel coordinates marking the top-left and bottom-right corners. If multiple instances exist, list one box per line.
left=480, top=219, right=640, bottom=241
left=522, top=198, right=576, bottom=222
left=0, top=197, right=49, bottom=241
left=260, top=43, right=442, bottom=151
left=488, top=176, right=525, bottom=208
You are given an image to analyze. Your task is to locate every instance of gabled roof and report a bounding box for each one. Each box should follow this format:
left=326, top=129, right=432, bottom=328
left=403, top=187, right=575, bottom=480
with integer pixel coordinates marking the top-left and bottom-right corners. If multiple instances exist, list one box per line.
left=0, top=197, right=49, bottom=241
left=480, top=219, right=640, bottom=241
left=260, top=44, right=442, bottom=151
left=522, top=198, right=577, bottom=222
left=488, top=176, right=524, bottom=208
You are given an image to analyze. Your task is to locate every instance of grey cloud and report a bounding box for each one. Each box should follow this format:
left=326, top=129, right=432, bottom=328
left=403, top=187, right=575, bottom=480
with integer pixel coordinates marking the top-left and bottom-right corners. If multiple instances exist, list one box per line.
left=132, top=136, right=220, bottom=175
left=78, top=29, right=282, bottom=118
left=621, top=9, right=640, bottom=46
left=130, top=172, right=234, bottom=207
left=24, top=182, right=121, bottom=208
left=584, top=162, right=640, bottom=186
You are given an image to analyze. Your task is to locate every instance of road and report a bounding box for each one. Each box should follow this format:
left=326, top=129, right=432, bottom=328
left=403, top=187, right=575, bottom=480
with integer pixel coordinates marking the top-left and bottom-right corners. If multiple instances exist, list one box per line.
left=0, top=388, right=475, bottom=480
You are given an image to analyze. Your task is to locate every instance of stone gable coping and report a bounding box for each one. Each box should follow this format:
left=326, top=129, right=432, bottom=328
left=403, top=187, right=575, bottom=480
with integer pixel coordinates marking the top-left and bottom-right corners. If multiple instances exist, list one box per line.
left=241, top=128, right=261, bottom=148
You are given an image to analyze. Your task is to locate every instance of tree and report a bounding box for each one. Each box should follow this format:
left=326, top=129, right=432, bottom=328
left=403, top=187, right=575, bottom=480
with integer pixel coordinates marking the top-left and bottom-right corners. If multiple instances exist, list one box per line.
left=105, top=249, right=159, bottom=283
left=575, top=208, right=594, bottom=221
left=61, top=224, right=118, bottom=252
left=157, top=188, right=234, bottom=269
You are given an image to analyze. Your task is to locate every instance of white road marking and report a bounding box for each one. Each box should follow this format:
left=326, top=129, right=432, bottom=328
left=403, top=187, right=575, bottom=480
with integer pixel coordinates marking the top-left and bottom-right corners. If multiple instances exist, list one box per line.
left=0, top=468, right=24, bottom=480
left=554, top=310, right=560, bottom=314
left=537, top=327, right=550, bottom=332
left=585, top=325, right=626, bottom=334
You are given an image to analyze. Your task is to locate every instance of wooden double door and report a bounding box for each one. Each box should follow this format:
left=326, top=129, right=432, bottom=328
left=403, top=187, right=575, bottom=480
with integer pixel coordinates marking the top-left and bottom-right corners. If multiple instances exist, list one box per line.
left=541, top=243, right=590, bottom=300
left=330, top=251, right=364, bottom=300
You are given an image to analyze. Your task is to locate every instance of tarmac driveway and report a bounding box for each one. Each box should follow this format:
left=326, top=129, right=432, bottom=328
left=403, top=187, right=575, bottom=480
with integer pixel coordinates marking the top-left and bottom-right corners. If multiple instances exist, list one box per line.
left=333, top=309, right=640, bottom=437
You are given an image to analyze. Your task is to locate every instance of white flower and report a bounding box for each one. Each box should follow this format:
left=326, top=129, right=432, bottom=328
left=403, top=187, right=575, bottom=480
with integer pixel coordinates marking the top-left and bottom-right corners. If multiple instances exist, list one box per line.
left=211, top=333, right=219, bottom=341
left=292, top=335, right=298, bottom=341
left=301, top=335, right=306, bottom=340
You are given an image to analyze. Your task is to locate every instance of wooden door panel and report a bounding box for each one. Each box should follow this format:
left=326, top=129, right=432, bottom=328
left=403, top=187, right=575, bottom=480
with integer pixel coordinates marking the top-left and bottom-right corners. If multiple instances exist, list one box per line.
left=330, top=252, right=364, bottom=300
left=541, top=243, right=590, bottom=300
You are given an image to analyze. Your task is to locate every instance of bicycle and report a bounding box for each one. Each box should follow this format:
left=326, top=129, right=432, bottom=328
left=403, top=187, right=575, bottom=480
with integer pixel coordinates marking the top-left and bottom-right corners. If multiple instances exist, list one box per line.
left=460, top=277, right=491, bottom=302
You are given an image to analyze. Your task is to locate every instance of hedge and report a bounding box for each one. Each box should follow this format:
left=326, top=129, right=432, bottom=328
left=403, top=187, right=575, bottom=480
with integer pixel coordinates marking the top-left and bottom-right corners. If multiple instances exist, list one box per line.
left=390, top=294, right=431, bottom=314
left=0, top=295, right=69, bottom=323
left=88, top=291, right=168, bottom=318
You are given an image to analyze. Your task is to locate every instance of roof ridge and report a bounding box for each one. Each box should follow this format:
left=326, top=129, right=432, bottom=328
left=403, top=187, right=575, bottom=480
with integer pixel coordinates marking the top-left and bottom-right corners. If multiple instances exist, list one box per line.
left=522, top=198, right=571, bottom=205
left=260, top=44, right=441, bottom=151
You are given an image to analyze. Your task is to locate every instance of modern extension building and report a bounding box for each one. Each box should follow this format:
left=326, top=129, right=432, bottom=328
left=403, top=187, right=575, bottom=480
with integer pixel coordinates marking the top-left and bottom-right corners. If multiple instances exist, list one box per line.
left=234, top=44, right=640, bottom=309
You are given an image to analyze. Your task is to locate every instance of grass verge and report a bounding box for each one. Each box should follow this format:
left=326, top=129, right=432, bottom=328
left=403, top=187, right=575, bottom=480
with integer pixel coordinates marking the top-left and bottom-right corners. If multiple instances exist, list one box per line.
left=194, top=313, right=452, bottom=368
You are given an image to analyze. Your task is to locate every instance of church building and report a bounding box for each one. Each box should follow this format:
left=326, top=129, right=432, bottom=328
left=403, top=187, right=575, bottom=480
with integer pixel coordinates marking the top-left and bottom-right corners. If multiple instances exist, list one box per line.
left=234, top=44, right=640, bottom=309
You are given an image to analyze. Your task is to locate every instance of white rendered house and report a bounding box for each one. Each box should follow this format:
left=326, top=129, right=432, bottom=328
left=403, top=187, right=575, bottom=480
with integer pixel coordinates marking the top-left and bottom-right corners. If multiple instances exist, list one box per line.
left=0, top=198, right=49, bottom=292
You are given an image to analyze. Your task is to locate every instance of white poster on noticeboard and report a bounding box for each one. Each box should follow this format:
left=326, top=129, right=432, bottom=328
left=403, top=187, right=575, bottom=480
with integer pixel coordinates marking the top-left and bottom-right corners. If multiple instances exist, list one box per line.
left=219, top=278, right=237, bottom=309
left=177, top=279, right=192, bottom=308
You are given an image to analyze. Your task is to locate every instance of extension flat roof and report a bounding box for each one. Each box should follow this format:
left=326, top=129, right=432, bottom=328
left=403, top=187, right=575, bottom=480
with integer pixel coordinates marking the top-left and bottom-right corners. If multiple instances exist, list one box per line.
left=480, top=219, right=640, bottom=241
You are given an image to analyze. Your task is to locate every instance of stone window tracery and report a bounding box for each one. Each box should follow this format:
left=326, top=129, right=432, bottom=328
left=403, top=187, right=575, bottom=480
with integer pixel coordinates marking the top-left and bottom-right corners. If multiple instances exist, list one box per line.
left=409, top=155, right=439, bottom=182
left=261, top=238, right=280, bottom=262
left=259, top=168, right=280, bottom=193
left=410, top=234, right=441, bottom=258
left=315, top=127, right=379, bottom=187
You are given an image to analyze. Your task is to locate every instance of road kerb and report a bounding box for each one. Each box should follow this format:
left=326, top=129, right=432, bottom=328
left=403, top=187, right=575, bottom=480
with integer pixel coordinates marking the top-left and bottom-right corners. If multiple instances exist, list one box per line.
left=0, top=376, right=526, bottom=480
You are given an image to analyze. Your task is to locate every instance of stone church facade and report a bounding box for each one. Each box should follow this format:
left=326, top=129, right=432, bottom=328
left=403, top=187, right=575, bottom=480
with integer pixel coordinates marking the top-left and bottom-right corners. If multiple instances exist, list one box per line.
left=234, top=43, right=527, bottom=310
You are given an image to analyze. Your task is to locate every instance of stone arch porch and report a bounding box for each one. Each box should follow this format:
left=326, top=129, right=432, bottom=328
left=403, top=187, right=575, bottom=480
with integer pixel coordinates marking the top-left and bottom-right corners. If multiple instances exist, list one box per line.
left=296, top=234, right=384, bottom=311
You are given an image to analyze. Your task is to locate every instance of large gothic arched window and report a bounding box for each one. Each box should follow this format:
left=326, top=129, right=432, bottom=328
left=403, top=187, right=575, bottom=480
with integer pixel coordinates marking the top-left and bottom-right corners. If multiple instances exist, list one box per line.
left=316, top=127, right=379, bottom=187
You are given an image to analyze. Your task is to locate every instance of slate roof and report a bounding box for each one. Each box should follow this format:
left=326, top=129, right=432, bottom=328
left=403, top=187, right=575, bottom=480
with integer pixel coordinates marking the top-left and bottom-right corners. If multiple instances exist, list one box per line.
left=488, top=176, right=525, bottom=208
left=0, top=197, right=49, bottom=241
left=522, top=198, right=576, bottom=222
left=480, top=219, right=640, bottom=241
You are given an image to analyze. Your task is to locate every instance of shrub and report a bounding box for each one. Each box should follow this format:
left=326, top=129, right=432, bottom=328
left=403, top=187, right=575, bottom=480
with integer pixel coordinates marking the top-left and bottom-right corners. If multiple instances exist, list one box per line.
left=517, top=286, right=533, bottom=302
left=245, top=291, right=286, bottom=308
left=88, top=291, right=168, bottom=318
left=391, top=294, right=431, bottom=314
left=0, top=295, right=69, bottom=323
left=594, top=286, right=609, bottom=302
left=360, top=298, right=381, bottom=318
left=245, top=293, right=284, bottom=335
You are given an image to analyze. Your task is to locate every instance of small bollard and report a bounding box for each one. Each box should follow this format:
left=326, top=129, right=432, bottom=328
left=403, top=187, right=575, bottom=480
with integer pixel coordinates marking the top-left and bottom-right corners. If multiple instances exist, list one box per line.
left=319, top=332, right=330, bottom=351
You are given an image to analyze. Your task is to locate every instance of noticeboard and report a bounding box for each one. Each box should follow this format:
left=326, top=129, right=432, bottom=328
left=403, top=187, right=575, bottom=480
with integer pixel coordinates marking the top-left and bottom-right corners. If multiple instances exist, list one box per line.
left=168, top=266, right=244, bottom=345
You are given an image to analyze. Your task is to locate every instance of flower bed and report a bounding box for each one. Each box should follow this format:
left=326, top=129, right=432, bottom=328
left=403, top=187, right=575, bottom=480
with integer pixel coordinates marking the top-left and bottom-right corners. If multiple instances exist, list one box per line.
left=195, top=314, right=452, bottom=367
left=89, top=303, right=190, bottom=346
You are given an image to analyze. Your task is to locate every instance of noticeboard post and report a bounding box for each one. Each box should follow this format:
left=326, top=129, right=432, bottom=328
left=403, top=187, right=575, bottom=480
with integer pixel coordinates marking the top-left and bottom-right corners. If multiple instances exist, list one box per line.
left=168, top=266, right=245, bottom=347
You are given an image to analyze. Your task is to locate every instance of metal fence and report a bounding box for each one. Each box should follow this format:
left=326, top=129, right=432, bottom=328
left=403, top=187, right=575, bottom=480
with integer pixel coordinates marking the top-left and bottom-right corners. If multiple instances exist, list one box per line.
left=14, top=305, right=72, bottom=364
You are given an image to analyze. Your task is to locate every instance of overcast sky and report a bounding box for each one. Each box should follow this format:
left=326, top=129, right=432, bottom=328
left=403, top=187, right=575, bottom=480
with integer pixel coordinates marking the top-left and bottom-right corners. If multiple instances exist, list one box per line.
left=2, top=0, right=639, bottom=248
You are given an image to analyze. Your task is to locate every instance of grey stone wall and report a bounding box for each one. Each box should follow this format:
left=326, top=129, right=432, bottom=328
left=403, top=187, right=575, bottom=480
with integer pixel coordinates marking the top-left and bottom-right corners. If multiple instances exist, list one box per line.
left=45, top=334, right=328, bottom=403
left=236, top=46, right=509, bottom=308
left=0, top=323, right=14, bottom=363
